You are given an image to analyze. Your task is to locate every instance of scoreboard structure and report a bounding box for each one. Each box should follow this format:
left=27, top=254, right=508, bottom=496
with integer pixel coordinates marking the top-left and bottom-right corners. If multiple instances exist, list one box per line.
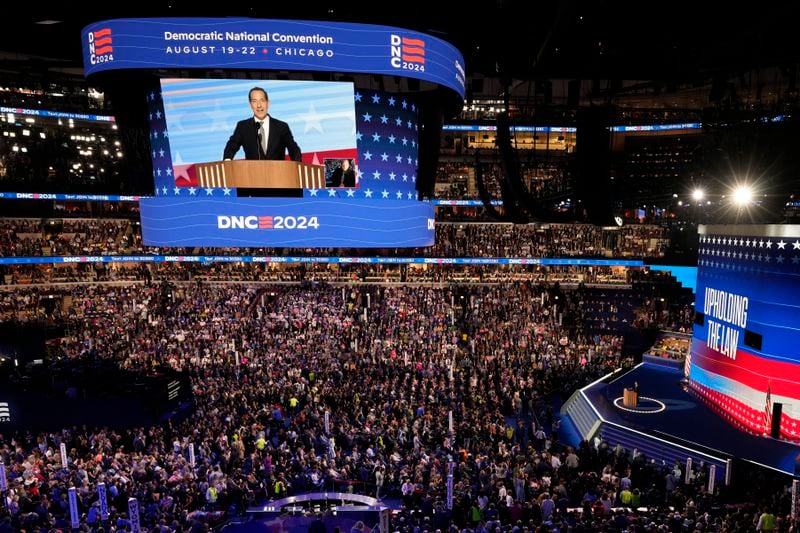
left=689, top=225, right=800, bottom=441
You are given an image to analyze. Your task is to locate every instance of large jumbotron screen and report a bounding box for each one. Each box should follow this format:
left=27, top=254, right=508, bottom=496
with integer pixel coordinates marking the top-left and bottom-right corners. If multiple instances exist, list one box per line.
left=689, top=225, right=800, bottom=441
left=81, top=17, right=468, bottom=249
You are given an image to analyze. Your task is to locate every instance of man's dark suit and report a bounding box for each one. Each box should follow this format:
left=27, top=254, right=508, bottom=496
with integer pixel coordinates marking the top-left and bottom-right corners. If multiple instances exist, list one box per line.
left=330, top=165, right=356, bottom=187
left=223, top=116, right=302, bottom=161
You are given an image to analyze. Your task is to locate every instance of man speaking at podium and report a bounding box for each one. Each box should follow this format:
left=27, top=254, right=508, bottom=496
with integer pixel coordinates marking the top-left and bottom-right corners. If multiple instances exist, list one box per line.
left=223, top=87, right=302, bottom=162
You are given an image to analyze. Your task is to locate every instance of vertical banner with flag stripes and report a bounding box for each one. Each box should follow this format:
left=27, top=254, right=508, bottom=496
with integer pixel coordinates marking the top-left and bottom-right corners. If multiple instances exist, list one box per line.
left=764, top=383, right=772, bottom=434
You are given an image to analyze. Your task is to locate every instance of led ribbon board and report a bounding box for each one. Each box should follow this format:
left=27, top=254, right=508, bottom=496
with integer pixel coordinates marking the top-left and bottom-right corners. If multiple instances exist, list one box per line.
left=82, top=18, right=465, bottom=100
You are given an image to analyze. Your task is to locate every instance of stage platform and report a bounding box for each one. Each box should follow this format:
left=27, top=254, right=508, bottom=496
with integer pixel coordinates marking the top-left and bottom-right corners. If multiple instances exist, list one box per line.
left=562, top=362, right=800, bottom=477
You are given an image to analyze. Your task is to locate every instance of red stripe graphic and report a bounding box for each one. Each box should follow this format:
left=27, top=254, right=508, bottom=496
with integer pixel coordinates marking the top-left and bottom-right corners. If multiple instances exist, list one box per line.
left=402, top=54, right=425, bottom=64
left=92, top=28, right=112, bottom=38
left=690, top=381, right=800, bottom=440
left=401, top=46, right=425, bottom=56
left=94, top=37, right=112, bottom=47
left=401, top=37, right=425, bottom=47
left=94, top=46, right=113, bottom=55
left=691, top=340, right=800, bottom=399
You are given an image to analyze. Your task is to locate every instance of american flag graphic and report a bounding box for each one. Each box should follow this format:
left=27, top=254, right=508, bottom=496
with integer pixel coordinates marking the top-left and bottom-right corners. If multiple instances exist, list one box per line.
left=765, top=383, right=772, bottom=433
left=401, top=37, right=426, bottom=65
left=90, top=28, right=113, bottom=56
left=352, top=89, right=419, bottom=200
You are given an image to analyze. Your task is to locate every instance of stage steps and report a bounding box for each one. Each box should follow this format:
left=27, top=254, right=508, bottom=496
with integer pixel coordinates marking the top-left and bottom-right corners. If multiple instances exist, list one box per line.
left=561, top=390, right=601, bottom=441
left=598, top=422, right=727, bottom=479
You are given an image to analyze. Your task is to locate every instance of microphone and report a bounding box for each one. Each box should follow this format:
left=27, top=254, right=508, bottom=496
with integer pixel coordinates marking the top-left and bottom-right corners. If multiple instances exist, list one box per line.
left=256, top=122, right=263, bottom=160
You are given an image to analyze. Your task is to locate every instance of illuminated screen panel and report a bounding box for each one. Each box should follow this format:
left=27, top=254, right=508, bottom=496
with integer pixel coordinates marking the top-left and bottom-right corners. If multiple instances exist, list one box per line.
left=688, top=225, right=800, bottom=440
left=140, top=80, right=434, bottom=248
left=81, top=18, right=466, bottom=99
left=157, top=78, right=357, bottom=186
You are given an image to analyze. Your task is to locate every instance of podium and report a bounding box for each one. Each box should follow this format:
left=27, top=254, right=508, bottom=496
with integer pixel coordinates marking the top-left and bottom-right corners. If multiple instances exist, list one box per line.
left=623, top=388, right=639, bottom=407
left=195, top=160, right=325, bottom=189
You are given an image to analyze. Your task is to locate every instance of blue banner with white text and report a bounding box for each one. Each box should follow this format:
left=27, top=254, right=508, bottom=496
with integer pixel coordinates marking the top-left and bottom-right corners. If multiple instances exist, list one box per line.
left=139, top=196, right=435, bottom=248
left=82, top=18, right=465, bottom=99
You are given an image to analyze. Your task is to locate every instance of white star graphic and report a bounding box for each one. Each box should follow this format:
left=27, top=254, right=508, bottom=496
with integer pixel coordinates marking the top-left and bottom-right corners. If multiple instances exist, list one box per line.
left=777, top=240, right=786, bottom=249
left=163, top=129, right=168, bottom=138
left=223, top=188, right=232, bottom=196
left=372, top=133, right=381, bottom=142
left=766, top=240, right=772, bottom=248
left=363, top=151, right=373, bottom=160
left=299, top=102, right=324, bottom=134
left=362, top=113, right=372, bottom=122
left=401, top=100, right=408, bottom=109
left=371, top=93, right=381, bottom=104
left=402, top=137, right=408, bottom=146
left=356, top=132, right=363, bottom=141
left=396, top=154, right=403, bottom=163
left=354, top=92, right=362, bottom=102
left=388, top=135, right=396, bottom=144
left=407, top=192, right=414, bottom=200
left=395, top=117, right=403, bottom=126
left=188, top=187, right=197, bottom=195
left=165, top=168, right=172, bottom=176
left=381, top=189, right=389, bottom=198
left=162, top=186, right=168, bottom=195
left=346, top=189, right=355, bottom=197
left=309, top=189, right=319, bottom=196
left=159, top=149, right=165, bottom=157
left=402, top=173, right=408, bottom=182
left=205, top=188, right=214, bottom=196
left=396, top=191, right=403, bottom=199
left=380, top=114, right=389, bottom=124
left=793, top=241, right=800, bottom=250
left=381, top=152, right=389, bottom=161
left=389, top=172, right=396, bottom=180
left=364, top=189, right=373, bottom=198
left=388, top=97, right=396, bottom=106
left=372, top=170, right=381, bottom=180
left=327, top=189, right=337, bottom=197
left=155, top=111, right=162, bottom=119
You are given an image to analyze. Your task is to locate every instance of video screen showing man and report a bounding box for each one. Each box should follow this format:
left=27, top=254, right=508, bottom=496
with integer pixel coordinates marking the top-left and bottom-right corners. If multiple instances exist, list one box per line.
left=223, top=87, right=302, bottom=162
left=328, top=158, right=356, bottom=187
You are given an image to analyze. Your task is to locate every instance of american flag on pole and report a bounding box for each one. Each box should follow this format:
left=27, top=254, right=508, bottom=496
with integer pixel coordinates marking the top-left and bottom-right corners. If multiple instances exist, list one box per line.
left=764, top=383, right=772, bottom=434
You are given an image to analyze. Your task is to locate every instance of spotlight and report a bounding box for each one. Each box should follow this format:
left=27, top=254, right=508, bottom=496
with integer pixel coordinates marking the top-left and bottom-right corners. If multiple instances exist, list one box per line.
left=692, top=189, right=705, bottom=202
left=732, top=185, right=753, bottom=206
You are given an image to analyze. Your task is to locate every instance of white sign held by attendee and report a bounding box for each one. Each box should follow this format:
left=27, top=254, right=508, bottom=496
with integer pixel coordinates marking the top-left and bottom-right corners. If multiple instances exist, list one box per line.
left=684, top=457, right=692, bottom=485
left=0, top=462, right=7, bottom=491
left=60, top=442, right=68, bottom=469
left=189, top=443, right=196, bottom=467
left=792, top=479, right=799, bottom=521
left=708, top=465, right=716, bottom=494
left=725, top=458, right=732, bottom=486
left=324, top=411, right=330, bottom=435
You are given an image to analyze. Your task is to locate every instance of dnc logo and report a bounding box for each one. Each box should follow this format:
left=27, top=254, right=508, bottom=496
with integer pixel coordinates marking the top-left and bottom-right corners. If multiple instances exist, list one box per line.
left=0, top=402, right=10, bottom=422
left=390, top=35, right=425, bottom=73
left=87, top=28, right=114, bottom=65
